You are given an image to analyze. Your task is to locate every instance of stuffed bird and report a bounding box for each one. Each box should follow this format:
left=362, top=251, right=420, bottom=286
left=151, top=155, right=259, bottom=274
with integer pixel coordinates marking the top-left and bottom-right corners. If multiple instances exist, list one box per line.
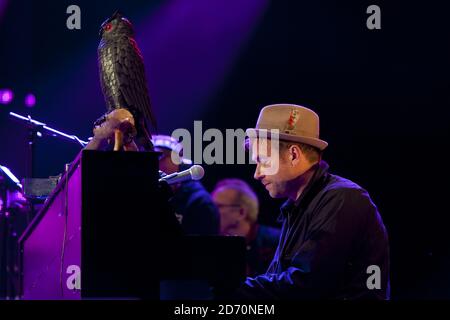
left=97, top=11, right=156, bottom=151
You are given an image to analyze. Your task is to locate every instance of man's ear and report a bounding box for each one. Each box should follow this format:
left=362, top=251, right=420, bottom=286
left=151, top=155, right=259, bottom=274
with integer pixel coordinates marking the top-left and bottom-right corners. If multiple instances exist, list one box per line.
left=289, top=144, right=302, bottom=166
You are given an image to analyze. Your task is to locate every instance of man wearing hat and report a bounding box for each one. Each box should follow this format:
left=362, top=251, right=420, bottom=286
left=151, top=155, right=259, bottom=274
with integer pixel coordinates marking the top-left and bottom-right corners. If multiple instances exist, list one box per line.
left=239, top=104, right=390, bottom=299
left=152, top=134, right=220, bottom=235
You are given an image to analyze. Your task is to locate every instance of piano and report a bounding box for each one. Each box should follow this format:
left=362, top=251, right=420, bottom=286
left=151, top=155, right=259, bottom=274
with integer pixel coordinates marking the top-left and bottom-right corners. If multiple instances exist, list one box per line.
left=19, top=150, right=246, bottom=299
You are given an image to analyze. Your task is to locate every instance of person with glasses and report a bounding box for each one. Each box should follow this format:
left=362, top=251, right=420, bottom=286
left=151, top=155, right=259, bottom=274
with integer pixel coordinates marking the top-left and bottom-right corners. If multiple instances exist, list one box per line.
left=212, top=178, right=281, bottom=277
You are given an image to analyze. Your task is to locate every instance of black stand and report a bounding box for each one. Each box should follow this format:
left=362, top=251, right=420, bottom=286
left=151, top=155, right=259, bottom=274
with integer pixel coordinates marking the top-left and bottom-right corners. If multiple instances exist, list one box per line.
left=10, top=111, right=88, bottom=180
left=26, top=124, right=41, bottom=180
left=0, top=167, right=25, bottom=300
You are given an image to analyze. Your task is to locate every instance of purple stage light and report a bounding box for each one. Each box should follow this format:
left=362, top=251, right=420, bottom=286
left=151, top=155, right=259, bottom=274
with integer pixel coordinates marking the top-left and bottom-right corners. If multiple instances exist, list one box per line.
left=0, top=0, right=9, bottom=21
left=137, top=0, right=270, bottom=132
left=24, top=93, right=36, bottom=107
left=0, top=88, right=13, bottom=104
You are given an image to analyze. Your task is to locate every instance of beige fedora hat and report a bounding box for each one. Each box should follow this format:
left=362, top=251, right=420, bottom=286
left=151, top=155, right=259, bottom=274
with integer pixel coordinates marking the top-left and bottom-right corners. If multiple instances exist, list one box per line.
left=246, top=104, right=328, bottom=151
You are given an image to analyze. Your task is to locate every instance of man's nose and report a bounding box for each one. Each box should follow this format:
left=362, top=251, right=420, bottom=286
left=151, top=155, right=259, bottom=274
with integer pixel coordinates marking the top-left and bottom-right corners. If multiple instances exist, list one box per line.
left=254, top=163, right=263, bottom=180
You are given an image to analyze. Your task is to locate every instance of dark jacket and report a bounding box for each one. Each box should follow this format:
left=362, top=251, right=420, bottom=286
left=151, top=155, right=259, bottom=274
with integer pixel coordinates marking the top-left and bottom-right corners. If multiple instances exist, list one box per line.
left=246, top=224, right=282, bottom=277
left=169, top=180, right=220, bottom=235
left=238, top=161, right=390, bottom=299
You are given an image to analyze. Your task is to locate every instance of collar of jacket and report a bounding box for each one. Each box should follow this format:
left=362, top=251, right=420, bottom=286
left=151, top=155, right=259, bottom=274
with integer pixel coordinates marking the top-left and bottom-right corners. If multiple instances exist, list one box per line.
left=277, top=160, right=330, bottom=222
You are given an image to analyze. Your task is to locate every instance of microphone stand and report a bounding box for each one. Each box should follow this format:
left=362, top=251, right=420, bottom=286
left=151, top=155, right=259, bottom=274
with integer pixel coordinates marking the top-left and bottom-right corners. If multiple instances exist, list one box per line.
left=9, top=112, right=89, bottom=179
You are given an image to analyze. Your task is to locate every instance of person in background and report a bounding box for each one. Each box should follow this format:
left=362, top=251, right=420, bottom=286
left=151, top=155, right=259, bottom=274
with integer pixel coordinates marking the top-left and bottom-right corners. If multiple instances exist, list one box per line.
left=212, top=178, right=281, bottom=277
left=152, top=134, right=220, bottom=235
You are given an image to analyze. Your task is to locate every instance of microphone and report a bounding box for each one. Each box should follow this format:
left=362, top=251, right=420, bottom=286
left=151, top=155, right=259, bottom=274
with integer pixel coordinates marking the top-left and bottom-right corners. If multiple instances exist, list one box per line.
left=159, top=165, right=205, bottom=185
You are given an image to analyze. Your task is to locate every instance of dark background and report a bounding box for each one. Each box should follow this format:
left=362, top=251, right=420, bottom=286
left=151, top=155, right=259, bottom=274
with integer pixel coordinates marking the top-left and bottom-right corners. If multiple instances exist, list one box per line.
left=1, top=0, right=449, bottom=298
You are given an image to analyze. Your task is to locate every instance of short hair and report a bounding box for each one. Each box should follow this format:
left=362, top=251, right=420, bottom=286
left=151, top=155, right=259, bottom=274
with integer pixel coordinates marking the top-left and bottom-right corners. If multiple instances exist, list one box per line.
left=244, top=137, right=322, bottom=163
left=279, top=140, right=322, bottom=163
left=212, top=178, right=259, bottom=223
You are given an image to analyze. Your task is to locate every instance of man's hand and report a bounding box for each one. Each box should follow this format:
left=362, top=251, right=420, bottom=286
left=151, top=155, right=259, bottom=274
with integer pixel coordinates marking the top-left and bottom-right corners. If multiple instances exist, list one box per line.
left=85, top=108, right=138, bottom=151
left=93, top=108, right=136, bottom=139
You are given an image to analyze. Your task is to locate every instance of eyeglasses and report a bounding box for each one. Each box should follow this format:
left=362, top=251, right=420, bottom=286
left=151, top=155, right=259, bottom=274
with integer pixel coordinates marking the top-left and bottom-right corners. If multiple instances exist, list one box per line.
left=215, top=203, right=241, bottom=210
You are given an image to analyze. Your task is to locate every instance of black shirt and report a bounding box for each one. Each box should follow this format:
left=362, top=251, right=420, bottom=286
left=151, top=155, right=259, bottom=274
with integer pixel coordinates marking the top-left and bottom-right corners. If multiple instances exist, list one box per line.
left=169, top=180, right=220, bottom=235
left=239, top=161, right=390, bottom=299
left=246, top=224, right=282, bottom=277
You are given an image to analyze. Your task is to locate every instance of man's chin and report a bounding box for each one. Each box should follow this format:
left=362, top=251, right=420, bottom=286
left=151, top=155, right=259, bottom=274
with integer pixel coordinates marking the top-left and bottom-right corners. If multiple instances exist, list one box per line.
left=268, top=190, right=283, bottom=199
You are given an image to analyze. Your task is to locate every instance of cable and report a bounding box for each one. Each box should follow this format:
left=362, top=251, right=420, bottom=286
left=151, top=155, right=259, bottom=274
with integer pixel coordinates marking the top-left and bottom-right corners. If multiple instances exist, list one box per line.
left=59, top=163, right=70, bottom=297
